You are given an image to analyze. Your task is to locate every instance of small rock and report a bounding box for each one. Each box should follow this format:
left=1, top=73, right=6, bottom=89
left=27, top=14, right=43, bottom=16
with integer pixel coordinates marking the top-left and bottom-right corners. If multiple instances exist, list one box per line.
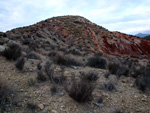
left=93, top=102, right=103, bottom=107
left=48, top=107, right=52, bottom=111
left=122, top=79, right=126, bottom=83
left=51, top=109, right=58, bottom=113
left=141, top=98, right=147, bottom=102
left=20, top=89, right=24, bottom=92
left=130, top=84, right=134, bottom=87
left=134, top=95, right=138, bottom=98
left=0, top=45, right=5, bottom=51
left=38, top=104, right=44, bottom=110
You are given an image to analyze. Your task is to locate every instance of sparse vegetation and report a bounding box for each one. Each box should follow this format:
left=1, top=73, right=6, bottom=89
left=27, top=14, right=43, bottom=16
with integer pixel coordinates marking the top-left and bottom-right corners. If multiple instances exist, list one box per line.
left=66, top=48, right=81, bottom=56
left=25, top=52, right=41, bottom=60
left=104, top=72, right=110, bottom=78
left=50, top=85, right=57, bottom=95
left=102, top=81, right=116, bottom=91
left=27, top=78, right=35, bottom=86
left=65, top=75, right=95, bottom=103
left=37, top=71, right=47, bottom=82
left=81, top=72, right=99, bottom=82
left=37, top=62, right=42, bottom=70
left=27, top=102, right=38, bottom=111
left=107, top=61, right=120, bottom=74
left=107, top=60, right=129, bottom=77
left=87, top=56, right=106, bottom=69
left=2, top=44, right=21, bottom=61
left=0, top=15, right=150, bottom=112
left=15, top=57, right=25, bottom=71
left=97, top=96, right=103, bottom=104
left=44, top=61, right=55, bottom=83
left=44, top=61, right=66, bottom=84
left=0, top=77, right=13, bottom=112
left=135, top=67, right=150, bottom=92
left=53, top=53, right=82, bottom=66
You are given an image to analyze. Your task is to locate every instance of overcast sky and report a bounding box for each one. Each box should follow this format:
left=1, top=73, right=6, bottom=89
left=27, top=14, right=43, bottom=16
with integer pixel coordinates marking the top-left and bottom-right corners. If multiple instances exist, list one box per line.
left=0, top=0, right=150, bottom=34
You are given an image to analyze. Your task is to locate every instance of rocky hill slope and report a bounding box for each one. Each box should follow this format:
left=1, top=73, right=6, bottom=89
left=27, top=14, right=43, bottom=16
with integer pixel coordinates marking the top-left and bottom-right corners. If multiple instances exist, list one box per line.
left=0, top=16, right=150, bottom=113
left=0, top=15, right=150, bottom=57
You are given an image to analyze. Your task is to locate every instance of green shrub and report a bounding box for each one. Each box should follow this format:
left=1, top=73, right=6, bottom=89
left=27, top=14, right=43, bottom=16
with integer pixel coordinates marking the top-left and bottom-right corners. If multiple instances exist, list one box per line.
left=27, top=78, right=35, bottom=86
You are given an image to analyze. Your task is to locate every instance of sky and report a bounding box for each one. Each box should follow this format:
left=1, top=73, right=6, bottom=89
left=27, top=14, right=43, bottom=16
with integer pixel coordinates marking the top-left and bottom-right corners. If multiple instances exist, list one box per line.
left=0, top=0, right=150, bottom=35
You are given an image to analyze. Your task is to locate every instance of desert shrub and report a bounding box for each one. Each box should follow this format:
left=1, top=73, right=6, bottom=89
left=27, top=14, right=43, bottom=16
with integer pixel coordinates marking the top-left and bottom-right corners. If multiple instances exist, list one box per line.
left=95, top=51, right=103, bottom=56
left=97, top=96, right=103, bottom=104
left=130, top=55, right=139, bottom=58
left=66, top=48, right=81, bottom=56
left=114, top=109, right=123, bottom=113
left=81, top=72, right=99, bottom=82
left=27, top=78, right=35, bottom=86
left=53, top=54, right=82, bottom=66
left=104, top=72, right=110, bottom=78
left=22, top=39, right=31, bottom=45
left=0, top=77, right=13, bottom=112
left=44, top=61, right=55, bottom=83
left=2, top=44, right=21, bottom=61
left=44, top=61, right=66, bottom=84
left=15, top=57, right=25, bottom=71
left=87, top=56, right=106, bottom=69
left=37, top=62, right=42, bottom=70
left=37, top=71, right=47, bottom=82
left=65, top=76, right=95, bottom=103
left=50, top=85, right=57, bottom=95
left=53, top=67, right=66, bottom=84
left=101, top=81, right=116, bottom=91
left=27, top=102, right=38, bottom=111
left=117, top=65, right=129, bottom=77
left=25, top=52, right=41, bottom=60
left=29, top=42, right=39, bottom=51
left=107, top=62, right=120, bottom=74
left=130, top=68, right=141, bottom=78
left=48, top=51, right=57, bottom=57
left=135, top=68, right=150, bottom=92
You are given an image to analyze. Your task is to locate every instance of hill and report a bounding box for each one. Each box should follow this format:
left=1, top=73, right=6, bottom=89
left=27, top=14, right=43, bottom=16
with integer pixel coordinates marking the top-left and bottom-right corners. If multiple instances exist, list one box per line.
left=1, top=15, right=150, bottom=57
left=135, top=33, right=150, bottom=38
left=0, top=15, right=150, bottom=113
left=144, top=35, right=150, bottom=40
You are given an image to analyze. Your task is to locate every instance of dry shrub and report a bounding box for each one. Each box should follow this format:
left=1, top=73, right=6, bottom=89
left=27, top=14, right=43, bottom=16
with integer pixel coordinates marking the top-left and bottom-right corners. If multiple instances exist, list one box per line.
left=0, top=77, right=13, bottom=112
left=101, top=81, right=116, bottom=92
left=52, top=53, right=82, bottom=66
left=15, top=57, right=25, bottom=71
left=87, top=56, right=106, bottom=69
left=44, top=61, right=66, bottom=84
left=81, top=72, right=99, bottom=82
left=37, top=71, right=47, bottom=82
left=2, top=44, right=21, bottom=61
left=135, top=67, right=150, bottom=92
left=65, top=75, right=95, bottom=103
left=25, top=52, right=41, bottom=60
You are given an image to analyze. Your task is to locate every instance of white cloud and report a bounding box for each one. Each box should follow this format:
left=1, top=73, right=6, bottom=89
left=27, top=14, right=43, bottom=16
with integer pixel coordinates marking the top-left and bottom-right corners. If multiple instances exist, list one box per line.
left=0, top=0, right=150, bottom=34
